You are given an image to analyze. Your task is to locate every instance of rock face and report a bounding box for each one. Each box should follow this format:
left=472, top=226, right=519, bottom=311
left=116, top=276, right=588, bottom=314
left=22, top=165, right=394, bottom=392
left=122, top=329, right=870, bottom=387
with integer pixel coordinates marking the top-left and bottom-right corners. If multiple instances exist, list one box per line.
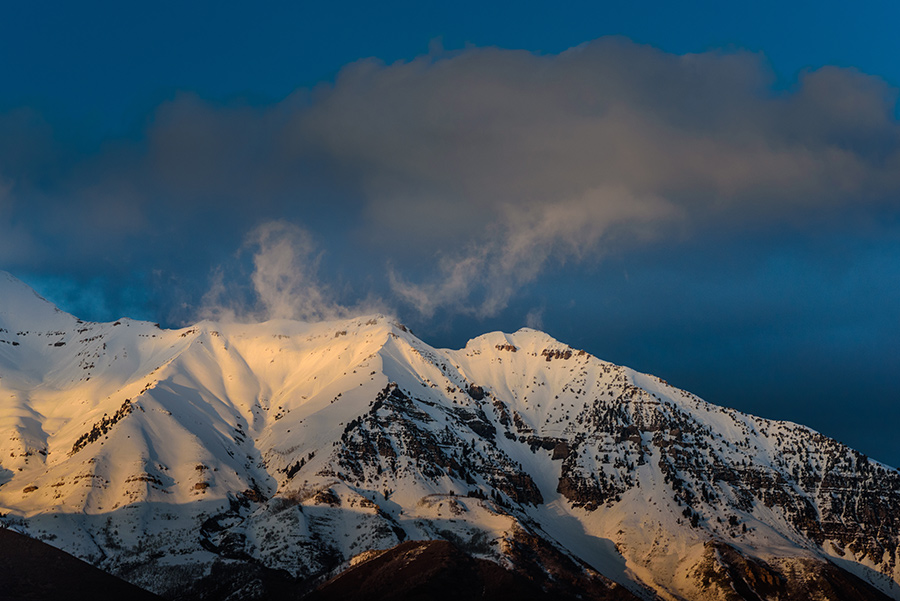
left=0, top=271, right=899, bottom=601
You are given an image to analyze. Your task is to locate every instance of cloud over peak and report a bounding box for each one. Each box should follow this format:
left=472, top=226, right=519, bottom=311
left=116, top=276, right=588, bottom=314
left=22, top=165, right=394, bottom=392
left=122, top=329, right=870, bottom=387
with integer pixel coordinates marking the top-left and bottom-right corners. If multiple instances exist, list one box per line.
left=2, top=37, right=899, bottom=320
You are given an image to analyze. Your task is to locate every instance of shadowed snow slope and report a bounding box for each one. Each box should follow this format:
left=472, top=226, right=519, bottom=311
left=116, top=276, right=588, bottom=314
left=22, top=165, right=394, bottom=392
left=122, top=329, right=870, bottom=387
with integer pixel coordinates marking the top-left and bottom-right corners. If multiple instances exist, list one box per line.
left=0, top=271, right=898, bottom=601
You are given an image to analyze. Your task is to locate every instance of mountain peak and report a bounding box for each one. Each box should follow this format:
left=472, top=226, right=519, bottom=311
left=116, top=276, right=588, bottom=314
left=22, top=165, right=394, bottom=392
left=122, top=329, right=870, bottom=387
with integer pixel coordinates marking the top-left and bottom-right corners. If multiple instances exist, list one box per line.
left=0, top=275, right=898, bottom=601
left=0, top=271, right=77, bottom=331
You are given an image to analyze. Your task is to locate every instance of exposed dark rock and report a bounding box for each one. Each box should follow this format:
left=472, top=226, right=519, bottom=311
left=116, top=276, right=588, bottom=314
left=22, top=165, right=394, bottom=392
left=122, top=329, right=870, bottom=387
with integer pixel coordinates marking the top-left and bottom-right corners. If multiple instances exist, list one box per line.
left=541, top=348, right=573, bottom=361
left=491, top=398, right=511, bottom=426
left=466, top=384, right=485, bottom=400
left=552, top=441, right=571, bottom=460
left=70, top=398, right=134, bottom=455
left=312, top=488, right=341, bottom=507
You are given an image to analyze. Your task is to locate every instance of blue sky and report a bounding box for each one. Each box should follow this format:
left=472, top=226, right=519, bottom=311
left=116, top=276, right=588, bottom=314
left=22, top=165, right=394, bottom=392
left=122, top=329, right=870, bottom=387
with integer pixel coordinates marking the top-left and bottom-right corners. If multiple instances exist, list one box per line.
left=2, top=1, right=899, bottom=465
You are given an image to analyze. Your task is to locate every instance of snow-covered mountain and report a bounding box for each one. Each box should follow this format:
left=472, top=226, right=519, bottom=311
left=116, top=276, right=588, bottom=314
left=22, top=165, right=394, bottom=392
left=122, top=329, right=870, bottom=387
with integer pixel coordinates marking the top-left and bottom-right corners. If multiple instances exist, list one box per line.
left=1, top=271, right=898, bottom=600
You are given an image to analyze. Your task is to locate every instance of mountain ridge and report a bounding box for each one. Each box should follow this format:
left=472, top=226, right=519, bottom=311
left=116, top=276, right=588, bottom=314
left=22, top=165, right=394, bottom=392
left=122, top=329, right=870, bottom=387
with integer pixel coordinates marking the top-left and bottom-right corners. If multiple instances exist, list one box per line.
left=0, top=271, right=897, bottom=600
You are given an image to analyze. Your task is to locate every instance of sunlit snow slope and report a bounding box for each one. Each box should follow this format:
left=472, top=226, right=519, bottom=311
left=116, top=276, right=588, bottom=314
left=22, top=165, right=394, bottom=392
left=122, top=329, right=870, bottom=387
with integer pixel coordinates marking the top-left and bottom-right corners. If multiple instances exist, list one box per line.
left=1, top=271, right=898, bottom=600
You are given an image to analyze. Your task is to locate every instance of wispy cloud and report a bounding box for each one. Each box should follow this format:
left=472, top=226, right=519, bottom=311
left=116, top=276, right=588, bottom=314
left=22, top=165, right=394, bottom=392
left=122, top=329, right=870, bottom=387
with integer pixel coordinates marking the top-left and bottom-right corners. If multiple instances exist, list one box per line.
left=199, top=221, right=390, bottom=324
left=389, top=186, right=677, bottom=316
left=525, top=307, right=544, bottom=330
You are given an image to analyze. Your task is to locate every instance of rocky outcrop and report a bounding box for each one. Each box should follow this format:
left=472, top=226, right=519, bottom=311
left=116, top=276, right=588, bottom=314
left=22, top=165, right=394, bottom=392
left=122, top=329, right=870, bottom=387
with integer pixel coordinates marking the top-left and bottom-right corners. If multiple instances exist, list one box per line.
left=333, top=384, right=542, bottom=505
left=690, top=541, right=895, bottom=601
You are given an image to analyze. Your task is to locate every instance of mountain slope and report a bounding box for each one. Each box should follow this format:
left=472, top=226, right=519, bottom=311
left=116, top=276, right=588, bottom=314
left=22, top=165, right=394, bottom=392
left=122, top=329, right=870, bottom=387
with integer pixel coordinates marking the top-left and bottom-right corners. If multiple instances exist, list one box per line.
left=0, top=271, right=898, bottom=600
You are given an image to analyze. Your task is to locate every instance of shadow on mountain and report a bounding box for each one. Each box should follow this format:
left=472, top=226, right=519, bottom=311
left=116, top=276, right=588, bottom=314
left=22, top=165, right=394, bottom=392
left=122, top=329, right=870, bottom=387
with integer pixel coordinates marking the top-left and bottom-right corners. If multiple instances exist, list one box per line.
left=2, top=508, right=898, bottom=601
left=157, top=538, right=639, bottom=601
left=0, top=527, right=163, bottom=601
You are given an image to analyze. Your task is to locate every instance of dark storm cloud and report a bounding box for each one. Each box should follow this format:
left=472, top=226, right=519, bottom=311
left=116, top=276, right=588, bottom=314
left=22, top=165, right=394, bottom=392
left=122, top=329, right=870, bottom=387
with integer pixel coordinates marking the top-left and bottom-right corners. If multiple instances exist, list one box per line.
left=1, top=38, right=899, bottom=319
left=295, top=39, right=900, bottom=315
left=300, top=39, right=900, bottom=215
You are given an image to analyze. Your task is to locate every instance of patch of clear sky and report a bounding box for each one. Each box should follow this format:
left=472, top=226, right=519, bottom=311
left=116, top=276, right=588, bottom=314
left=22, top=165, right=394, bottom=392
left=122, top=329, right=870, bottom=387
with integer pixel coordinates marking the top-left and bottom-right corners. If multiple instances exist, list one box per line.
left=2, top=0, right=898, bottom=137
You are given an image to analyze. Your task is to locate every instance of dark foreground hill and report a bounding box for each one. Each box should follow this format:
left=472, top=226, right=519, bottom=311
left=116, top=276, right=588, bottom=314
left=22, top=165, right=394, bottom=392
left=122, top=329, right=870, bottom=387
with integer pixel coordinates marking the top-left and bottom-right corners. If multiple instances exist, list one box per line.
left=307, top=539, right=638, bottom=601
left=0, top=528, right=162, bottom=601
